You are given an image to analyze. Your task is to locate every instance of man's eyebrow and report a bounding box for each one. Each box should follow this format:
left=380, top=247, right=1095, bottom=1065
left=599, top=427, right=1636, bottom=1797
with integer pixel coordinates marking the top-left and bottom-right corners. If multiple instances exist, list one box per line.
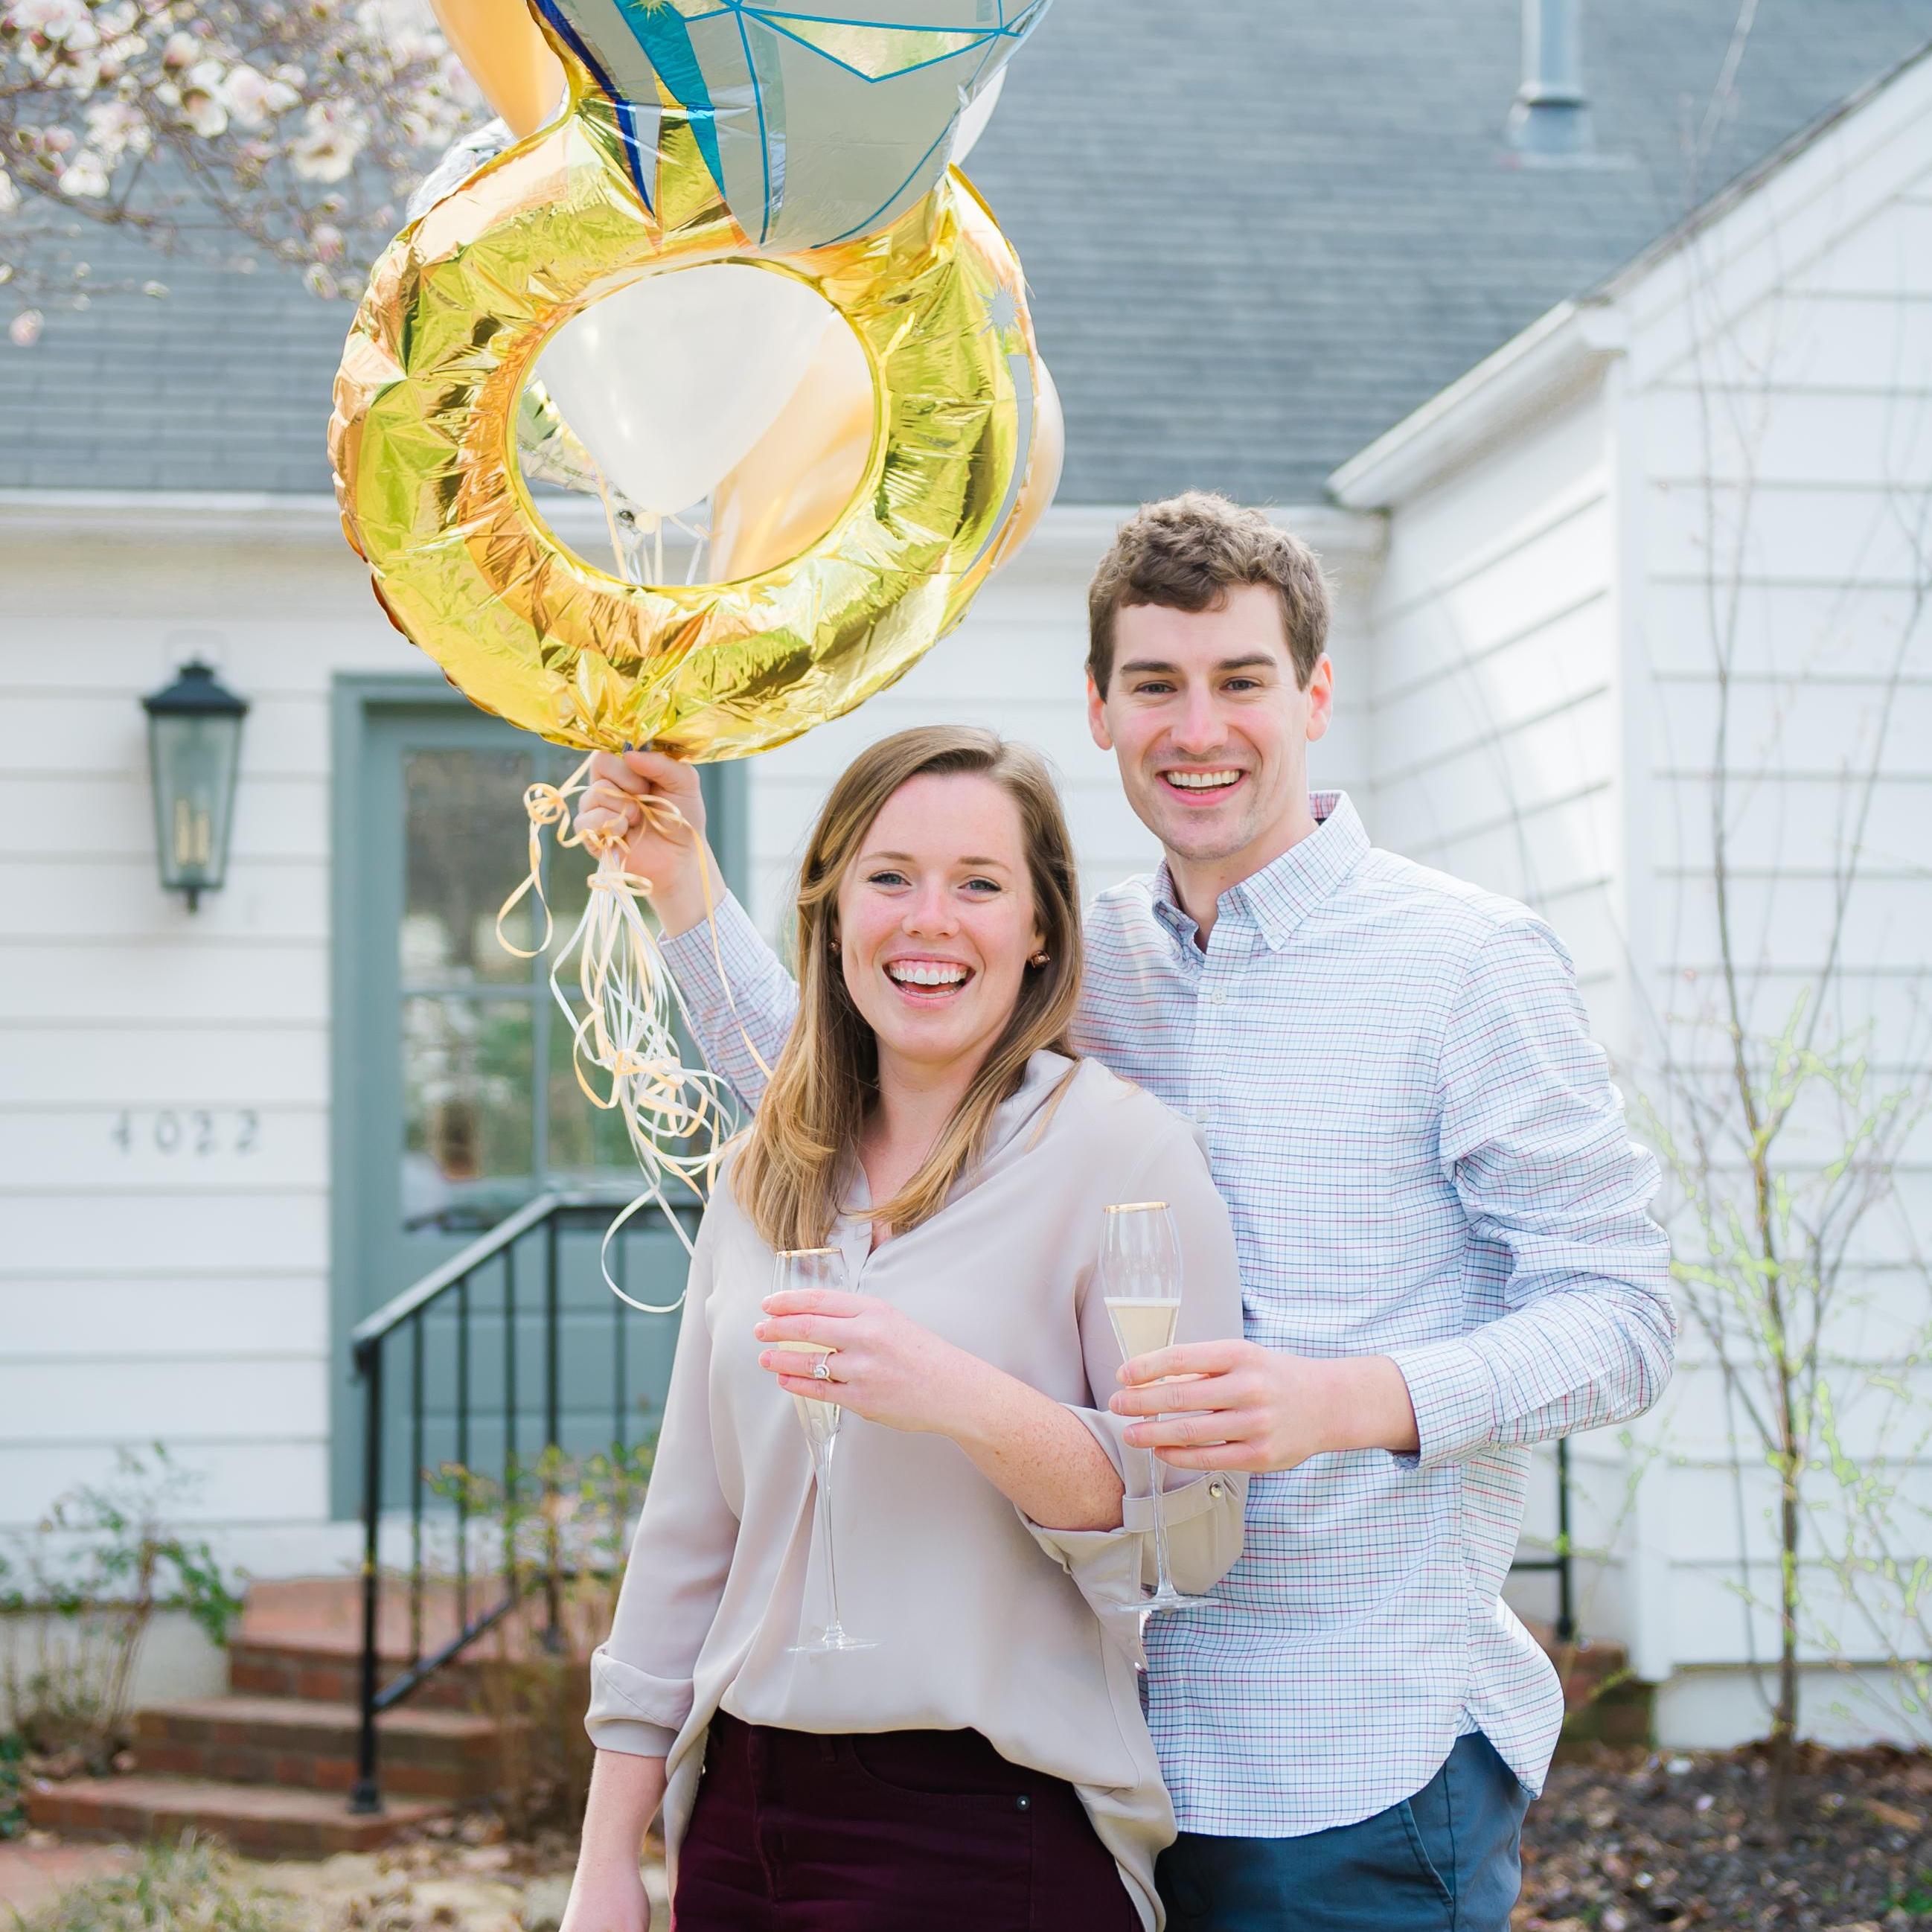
left=1116, top=653, right=1281, bottom=676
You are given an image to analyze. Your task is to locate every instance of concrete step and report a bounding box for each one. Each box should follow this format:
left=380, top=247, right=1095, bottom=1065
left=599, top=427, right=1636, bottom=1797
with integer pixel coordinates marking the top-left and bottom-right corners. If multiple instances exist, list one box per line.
left=25, top=1775, right=448, bottom=1858
left=133, top=1696, right=505, bottom=1801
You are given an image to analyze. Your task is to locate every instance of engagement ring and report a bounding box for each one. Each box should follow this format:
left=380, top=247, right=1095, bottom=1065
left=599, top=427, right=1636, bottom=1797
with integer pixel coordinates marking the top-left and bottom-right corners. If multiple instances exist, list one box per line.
left=813, top=1354, right=834, bottom=1382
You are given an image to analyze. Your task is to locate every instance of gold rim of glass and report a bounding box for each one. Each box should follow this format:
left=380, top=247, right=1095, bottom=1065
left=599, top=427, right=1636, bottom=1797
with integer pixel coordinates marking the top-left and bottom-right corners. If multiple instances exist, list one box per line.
left=774, top=1245, right=843, bottom=1256
left=1104, top=1200, right=1169, bottom=1213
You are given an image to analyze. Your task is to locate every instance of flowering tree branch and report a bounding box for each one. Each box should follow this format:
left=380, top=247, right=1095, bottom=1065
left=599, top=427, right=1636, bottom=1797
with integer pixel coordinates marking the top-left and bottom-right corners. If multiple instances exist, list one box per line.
left=1, top=0, right=479, bottom=343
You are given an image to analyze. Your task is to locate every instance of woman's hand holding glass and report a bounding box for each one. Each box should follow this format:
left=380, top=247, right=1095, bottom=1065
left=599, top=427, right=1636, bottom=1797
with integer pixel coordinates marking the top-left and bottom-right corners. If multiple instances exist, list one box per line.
left=757, top=1288, right=994, bottom=1439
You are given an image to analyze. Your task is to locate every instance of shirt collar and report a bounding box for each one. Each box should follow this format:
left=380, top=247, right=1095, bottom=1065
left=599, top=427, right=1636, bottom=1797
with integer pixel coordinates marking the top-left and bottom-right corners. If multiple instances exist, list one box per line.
left=1152, top=791, right=1369, bottom=952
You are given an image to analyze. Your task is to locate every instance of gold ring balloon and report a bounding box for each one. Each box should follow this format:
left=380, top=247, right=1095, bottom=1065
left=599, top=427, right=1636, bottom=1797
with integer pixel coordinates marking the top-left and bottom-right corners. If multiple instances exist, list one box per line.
left=330, top=24, right=1055, bottom=761
left=330, top=3, right=1058, bottom=1273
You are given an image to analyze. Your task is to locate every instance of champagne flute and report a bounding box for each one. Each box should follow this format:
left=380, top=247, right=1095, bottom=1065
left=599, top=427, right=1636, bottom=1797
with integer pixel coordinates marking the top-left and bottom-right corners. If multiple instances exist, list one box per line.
left=771, top=1246, right=877, bottom=1654
left=1101, top=1201, right=1212, bottom=1615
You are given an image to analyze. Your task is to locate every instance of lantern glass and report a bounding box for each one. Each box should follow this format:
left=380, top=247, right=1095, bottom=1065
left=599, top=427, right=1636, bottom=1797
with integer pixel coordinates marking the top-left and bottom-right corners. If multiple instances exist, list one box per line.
left=143, top=662, right=247, bottom=910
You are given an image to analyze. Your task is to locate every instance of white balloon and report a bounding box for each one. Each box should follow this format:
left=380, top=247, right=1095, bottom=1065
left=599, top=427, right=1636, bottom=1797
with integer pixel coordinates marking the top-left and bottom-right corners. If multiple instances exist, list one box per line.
left=950, top=68, right=1005, bottom=166
left=533, top=263, right=833, bottom=517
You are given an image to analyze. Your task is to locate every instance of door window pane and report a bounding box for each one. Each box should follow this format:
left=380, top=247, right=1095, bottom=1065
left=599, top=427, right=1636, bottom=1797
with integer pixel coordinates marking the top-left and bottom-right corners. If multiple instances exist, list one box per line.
left=546, top=1004, right=651, bottom=1181
left=402, top=996, right=535, bottom=1229
left=403, top=749, right=540, bottom=985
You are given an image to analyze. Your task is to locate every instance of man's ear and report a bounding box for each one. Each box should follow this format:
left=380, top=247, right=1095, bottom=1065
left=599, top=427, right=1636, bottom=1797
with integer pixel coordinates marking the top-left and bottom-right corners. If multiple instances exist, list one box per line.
left=1086, top=670, right=1113, bottom=752
left=1304, top=654, right=1335, bottom=745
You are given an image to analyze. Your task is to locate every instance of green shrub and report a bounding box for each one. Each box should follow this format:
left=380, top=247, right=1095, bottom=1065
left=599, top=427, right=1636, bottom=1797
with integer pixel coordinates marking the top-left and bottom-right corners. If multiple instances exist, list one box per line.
left=0, top=1448, right=243, bottom=1771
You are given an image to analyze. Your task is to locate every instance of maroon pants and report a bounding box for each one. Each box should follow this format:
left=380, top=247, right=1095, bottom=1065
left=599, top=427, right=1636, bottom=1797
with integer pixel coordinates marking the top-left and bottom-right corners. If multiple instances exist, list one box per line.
left=674, top=1712, right=1143, bottom=1931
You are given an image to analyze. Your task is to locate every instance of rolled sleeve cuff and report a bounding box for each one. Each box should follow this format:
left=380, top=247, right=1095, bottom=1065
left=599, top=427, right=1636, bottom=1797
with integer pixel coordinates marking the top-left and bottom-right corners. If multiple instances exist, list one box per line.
left=657, top=889, right=764, bottom=1011
left=584, top=1645, right=686, bottom=1762
left=1388, top=1337, right=1498, bottom=1471
left=586, top=1715, right=677, bottom=1760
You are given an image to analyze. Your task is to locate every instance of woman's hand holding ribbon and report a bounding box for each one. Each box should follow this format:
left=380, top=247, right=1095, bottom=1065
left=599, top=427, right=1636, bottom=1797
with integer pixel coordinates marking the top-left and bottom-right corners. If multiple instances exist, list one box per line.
left=575, top=748, right=722, bottom=940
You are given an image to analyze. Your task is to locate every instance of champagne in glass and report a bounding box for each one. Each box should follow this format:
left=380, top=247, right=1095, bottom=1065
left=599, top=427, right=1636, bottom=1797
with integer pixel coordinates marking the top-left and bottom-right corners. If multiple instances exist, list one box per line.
left=1101, top=1201, right=1212, bottom=1615
left=771, top=1247, right=877, bottom=1654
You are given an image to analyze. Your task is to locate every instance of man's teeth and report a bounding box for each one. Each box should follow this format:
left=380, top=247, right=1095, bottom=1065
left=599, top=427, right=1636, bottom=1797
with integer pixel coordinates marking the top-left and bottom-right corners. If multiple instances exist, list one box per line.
left=886, top=962, right=969, bottom=988
left=1165, top=770, right=1241, bottom=790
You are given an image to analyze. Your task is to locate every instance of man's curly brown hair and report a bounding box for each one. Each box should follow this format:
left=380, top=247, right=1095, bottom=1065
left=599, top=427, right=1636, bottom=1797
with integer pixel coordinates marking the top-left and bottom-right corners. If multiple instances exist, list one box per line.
left=1087, top=492, right=1331, bottom=694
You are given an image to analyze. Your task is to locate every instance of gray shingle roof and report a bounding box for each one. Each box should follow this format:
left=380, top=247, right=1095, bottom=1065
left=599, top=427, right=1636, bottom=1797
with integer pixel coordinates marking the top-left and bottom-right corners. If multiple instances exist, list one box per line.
left=4, top=1, right=1929, bottom=503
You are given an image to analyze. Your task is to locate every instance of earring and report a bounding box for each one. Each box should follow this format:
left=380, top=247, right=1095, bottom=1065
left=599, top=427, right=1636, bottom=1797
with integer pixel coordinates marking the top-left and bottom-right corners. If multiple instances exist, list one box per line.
left=829, top=937, right=841, bottom=955
left=1028, top=950, right=1050, bottom=968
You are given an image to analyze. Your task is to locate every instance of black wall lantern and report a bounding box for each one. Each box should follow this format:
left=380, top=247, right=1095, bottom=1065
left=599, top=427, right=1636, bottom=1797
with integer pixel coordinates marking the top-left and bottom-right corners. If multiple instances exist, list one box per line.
left=142, top=661, right=249, bottom=911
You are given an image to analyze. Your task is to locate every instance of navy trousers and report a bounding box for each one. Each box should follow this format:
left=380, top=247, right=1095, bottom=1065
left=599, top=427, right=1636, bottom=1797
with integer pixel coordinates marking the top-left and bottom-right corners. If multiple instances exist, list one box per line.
left=1156, top=1733, right=1531, bottom=1932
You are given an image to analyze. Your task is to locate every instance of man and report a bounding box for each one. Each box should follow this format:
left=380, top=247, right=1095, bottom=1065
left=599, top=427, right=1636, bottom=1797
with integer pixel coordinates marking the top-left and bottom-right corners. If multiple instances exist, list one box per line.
left=578, top=493, right=1675, bottom=1931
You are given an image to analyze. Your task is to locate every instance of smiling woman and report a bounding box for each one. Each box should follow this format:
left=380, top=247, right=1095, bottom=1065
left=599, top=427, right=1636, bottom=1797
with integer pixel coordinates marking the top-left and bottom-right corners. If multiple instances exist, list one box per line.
left=732, top=726, right=1081, bottom=1254
left=561, top=725, right=1249, bottom=1932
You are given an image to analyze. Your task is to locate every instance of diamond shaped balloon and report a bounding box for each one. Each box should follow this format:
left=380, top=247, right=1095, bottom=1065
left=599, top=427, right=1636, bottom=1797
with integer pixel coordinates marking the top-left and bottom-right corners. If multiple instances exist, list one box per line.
left=534, top=0, right=1050, bottom=249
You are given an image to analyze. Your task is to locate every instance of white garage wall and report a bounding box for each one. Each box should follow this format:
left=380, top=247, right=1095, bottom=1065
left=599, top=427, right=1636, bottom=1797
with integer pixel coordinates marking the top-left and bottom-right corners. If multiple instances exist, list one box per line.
left=1621, top=67, right=1932, bottom=1738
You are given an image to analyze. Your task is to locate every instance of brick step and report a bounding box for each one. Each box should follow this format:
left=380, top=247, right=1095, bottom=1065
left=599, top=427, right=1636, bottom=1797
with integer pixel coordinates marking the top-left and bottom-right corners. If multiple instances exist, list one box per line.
left=227, top=1641, right=489, bottom=1713
left=133, top=1696, right=505, bottom=1801
left=25, top=1775, right=448, bottom=1858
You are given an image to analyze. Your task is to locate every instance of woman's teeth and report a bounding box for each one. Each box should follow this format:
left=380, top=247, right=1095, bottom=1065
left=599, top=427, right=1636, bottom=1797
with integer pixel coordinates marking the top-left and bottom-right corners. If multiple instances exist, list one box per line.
left=886, top=962, right=969, bottom=988
left=1165, top=770, right=1241, bottom=791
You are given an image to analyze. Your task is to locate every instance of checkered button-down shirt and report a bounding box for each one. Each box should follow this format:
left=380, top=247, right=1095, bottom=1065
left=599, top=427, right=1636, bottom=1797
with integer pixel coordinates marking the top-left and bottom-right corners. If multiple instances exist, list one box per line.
left=660, top=791, right=1675, bottom=1837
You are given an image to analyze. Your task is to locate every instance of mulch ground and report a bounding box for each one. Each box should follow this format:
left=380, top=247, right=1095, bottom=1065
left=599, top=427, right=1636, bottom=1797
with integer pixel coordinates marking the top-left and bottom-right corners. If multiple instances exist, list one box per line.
left=1519, top=1744, right=1932, bottom=1931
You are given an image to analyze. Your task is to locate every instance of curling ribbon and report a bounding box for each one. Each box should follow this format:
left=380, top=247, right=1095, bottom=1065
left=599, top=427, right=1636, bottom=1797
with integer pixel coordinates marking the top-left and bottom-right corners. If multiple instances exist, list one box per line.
left=496, top=758, right=771, bottom=1312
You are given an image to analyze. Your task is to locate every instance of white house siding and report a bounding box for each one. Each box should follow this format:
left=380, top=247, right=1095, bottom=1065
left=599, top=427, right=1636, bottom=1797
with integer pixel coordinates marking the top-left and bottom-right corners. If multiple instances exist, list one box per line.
left=0, top=496, right=1369, bottom=1589
left=1346, top=383, right=1637, bottom=1647
left=0, top=504, right=417, bottom=1584
left=1361, top=386, right=1624, bottom=1037
left=1618, top=56, right=1932, bottom=1744
left=1330, top=51, right=1932, bottom=1744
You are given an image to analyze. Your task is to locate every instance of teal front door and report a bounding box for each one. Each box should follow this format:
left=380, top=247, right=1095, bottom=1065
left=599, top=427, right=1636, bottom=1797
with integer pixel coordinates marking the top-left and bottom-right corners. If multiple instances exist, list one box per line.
left=330, top=680, right=746, bottom=1517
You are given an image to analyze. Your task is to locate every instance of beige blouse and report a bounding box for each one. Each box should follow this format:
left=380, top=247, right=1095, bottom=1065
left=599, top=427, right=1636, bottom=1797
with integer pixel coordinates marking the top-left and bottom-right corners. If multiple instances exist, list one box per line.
left=586, top=1052, right=1248, bottom=1931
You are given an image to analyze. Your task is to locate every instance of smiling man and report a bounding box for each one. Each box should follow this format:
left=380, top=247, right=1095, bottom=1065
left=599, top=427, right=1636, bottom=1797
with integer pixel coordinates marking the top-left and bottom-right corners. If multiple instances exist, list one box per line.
left=577, top=492, right=1676, bottom=1932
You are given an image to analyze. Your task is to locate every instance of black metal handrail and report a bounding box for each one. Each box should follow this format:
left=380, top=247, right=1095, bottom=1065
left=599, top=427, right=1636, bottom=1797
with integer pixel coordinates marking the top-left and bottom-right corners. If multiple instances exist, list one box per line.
left=348, top=1189, right=691, bottom=1815
left=348, top=1191, right=1577, bottom=1814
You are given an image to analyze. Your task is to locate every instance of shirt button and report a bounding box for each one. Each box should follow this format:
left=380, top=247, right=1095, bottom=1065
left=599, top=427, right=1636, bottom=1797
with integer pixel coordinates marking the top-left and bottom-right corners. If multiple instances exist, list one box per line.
left=1205, top=988, right=1227, bottom=1007
left=1016, top=1794, right=1031, bottom=1812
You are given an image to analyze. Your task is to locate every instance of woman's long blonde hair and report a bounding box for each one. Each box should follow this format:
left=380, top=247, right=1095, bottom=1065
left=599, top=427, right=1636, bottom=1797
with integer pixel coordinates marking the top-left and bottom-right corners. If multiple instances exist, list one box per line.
left=732, top=726, right=1082, bottom=1252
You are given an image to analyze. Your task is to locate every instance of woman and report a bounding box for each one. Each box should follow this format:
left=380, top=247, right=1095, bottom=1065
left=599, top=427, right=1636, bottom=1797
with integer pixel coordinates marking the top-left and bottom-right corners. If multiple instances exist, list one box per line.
left=561, top=727, right=1246, bottom=1932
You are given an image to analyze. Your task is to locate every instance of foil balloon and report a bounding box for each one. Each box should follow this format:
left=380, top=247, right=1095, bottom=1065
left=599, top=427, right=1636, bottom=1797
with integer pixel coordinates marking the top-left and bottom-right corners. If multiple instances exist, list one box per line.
left=330, top=60, right=1052, bottom=760
left=534, top=0, right=1048, bottom=250
left=712, top=335, right=1060, bottom=583
left=427, top=0, right=564, bottom=137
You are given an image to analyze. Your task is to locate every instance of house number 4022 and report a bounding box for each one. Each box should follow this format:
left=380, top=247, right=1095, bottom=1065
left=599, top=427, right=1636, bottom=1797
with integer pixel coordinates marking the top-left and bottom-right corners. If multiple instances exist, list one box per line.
left=111, top=1110, right=260, bottom=1155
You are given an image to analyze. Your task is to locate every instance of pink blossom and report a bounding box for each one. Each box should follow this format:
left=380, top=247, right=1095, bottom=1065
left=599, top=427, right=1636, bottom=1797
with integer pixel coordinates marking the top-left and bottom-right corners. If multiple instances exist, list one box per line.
left=290, top=100, right=366, bottom=183
left=9, top=310, right=45, bottom=348
left=218, top=62, right=296, bottom=128
left=7, top=0, right=91, bottom=40
left=84, top=98, right=151, bottom=159
left=57, top=149, right=109, bottom=196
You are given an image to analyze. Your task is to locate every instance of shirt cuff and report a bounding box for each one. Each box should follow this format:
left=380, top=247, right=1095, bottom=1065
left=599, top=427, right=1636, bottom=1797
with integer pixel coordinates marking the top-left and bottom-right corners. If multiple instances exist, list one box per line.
left=1387, top=1337, right=1499, bottom=1471
left=657, top=889, right=764, bottom=1011
left=586, top=1715, right=677, bottom=1761
left=584, top=1645, right=688, bottom=1764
